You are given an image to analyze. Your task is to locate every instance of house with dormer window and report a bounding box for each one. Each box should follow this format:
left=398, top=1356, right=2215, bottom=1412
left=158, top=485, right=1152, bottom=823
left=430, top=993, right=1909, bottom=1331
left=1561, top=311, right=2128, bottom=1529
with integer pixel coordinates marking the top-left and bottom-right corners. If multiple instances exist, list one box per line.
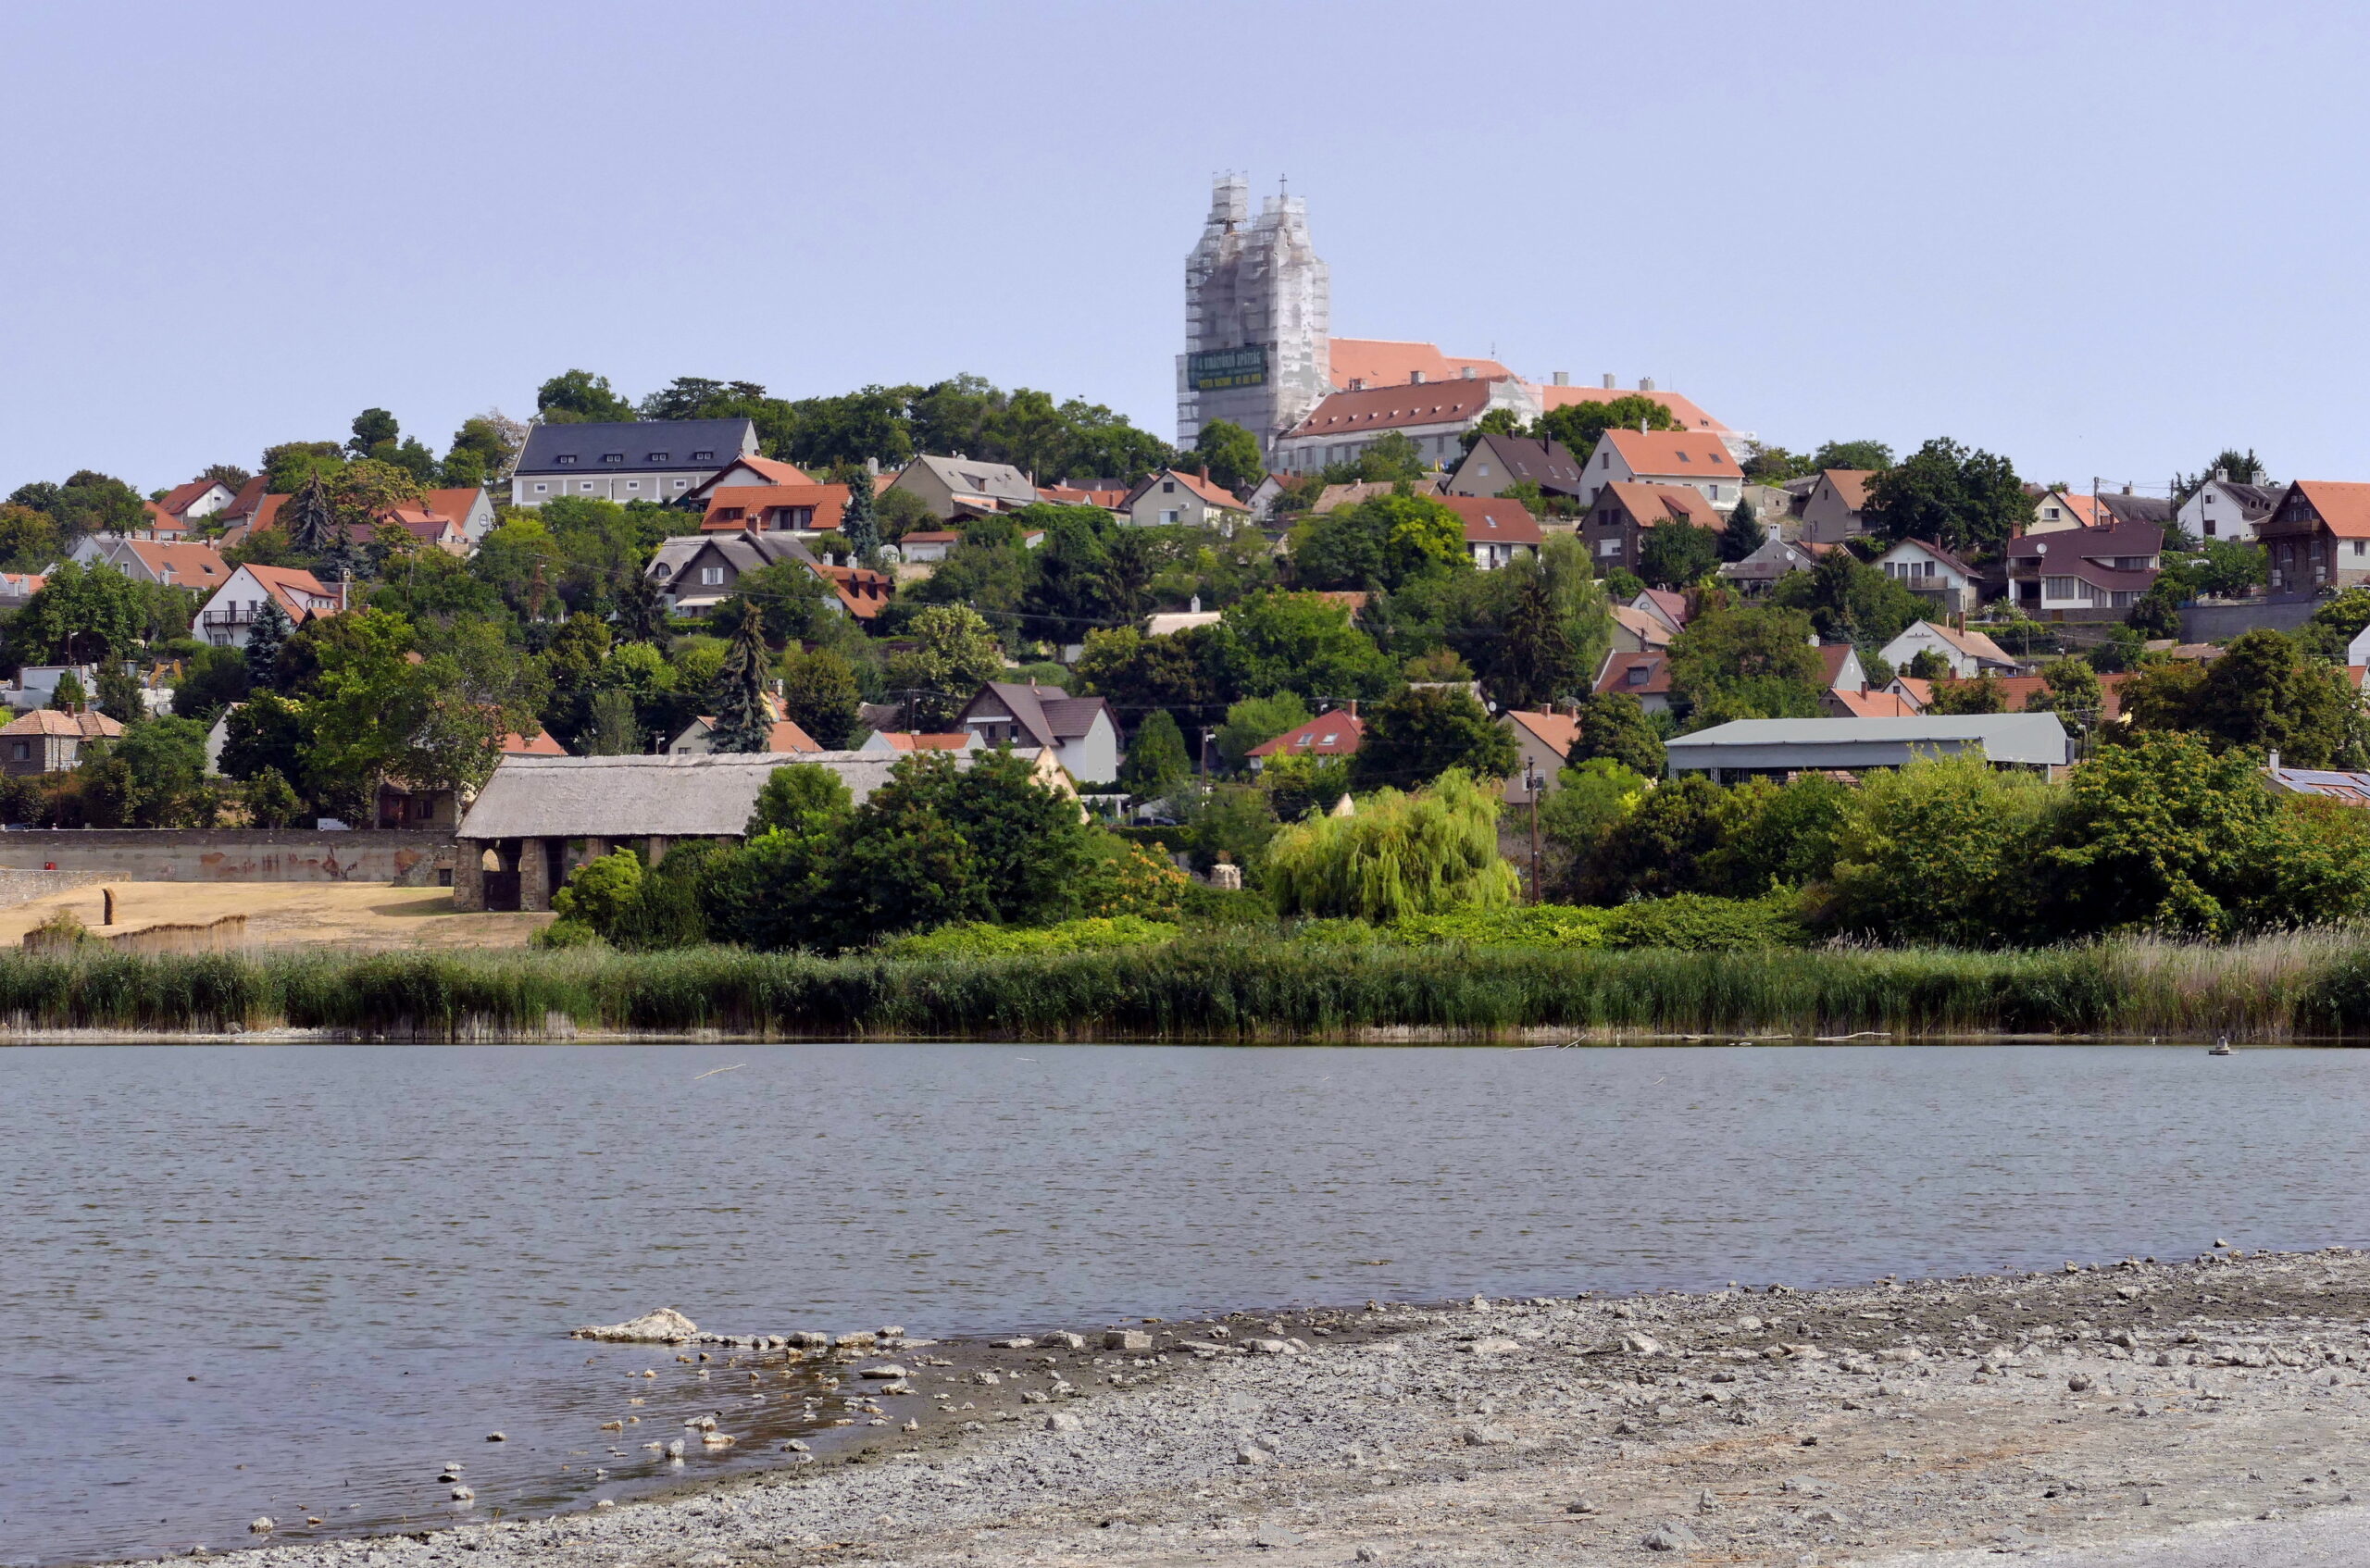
left=1579, top=429, right=1744, bottom=510
left=510, top=418, right=757, bottom=506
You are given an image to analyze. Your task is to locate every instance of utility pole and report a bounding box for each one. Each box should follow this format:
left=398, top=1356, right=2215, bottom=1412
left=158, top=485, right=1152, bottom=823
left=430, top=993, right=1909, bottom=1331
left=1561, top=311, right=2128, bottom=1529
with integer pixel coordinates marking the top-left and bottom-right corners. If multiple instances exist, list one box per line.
left=1525, top=761, right=1543, bottom=904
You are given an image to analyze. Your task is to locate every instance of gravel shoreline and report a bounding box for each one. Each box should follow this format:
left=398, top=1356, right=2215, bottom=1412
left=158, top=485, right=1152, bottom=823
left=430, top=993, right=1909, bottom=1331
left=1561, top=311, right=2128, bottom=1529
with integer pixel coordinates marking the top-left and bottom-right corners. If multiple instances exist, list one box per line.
left=128, top=1246, right=2370, bottom=1567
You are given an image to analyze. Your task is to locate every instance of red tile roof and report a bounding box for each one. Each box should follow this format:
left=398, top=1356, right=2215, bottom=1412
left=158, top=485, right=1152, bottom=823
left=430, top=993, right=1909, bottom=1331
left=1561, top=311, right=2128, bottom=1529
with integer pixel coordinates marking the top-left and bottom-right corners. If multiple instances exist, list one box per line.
left=502, top=728, right=567, bottom=756
left=1166, top=469, right=1244, bottom=510
left=1246, top=708, right=1366, bottom=759
left=238, top=565, right=343, bottom=621
left=1438, top=495, right=1544, bottom=547
left=876, top=731, right=972, bottom=752
left=1595, top=651, right=1672, bottom=697
left=1819, top=469, right=1878, bottom=510
left=138, top=501, right=191, bottom=535
left=0, top=707, right=123, bottom=739
left=702, top=484, right=851, bottom=534
left=1038, top=484, right=1128, bottom=509
left=1600, top=429, right=1742, bottom=479
left=156, top=479, right=222, bottom=517
left=118, top=540, right=231, bottom=585
left=422, top=487, right=488, bottom=526
left=815, top=561, right=893, bottom=619
left=1328, top=339, right=1513, bottom=391
left=219, top=477, right=270, bottom=521
left=2289, top=481, right=2370, bottom=540
left=1503, top=708, right=1580, bottom=754
left=1599, top=480, right=1723, bottom=530
left=1286, top=379, right=1508, bottom=439
left=1825, top=687, right=1919, bottom=718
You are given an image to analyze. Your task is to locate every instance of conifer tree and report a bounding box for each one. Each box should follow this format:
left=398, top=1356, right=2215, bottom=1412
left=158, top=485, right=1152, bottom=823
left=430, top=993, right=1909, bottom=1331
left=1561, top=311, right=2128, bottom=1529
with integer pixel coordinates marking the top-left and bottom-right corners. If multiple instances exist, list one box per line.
left=95, top=659, right=143, bottom=726
left=1719, top=497, right=1765, bottom=562
left=244, top=596, right=293, bottom=691
left=284, top=474, right=336, bottom=555
left=710, top=602, right=772, bottom=753
left=840, top=472, right=881, bottom=564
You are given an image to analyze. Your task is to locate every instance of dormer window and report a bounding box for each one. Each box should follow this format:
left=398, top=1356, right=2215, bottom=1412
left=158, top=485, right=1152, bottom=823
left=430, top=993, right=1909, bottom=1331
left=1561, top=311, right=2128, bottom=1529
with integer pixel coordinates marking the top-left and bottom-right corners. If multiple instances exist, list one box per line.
left=602, top=453, right=624, bottom=465
left=647, top=452, right=670, bottom=464
left=556, top=454, right=578, bottom=466
left=691, top=450, right=716, bottom=462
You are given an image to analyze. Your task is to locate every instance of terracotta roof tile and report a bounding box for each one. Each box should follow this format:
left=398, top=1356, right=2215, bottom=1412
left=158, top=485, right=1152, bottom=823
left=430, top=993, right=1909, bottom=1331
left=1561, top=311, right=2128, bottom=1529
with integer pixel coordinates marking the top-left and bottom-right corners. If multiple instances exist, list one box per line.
left=1246, top=709, right=1365, bottom=759
left=1437, top=495, right=1543, bottom=547
left=1601, top=429, right=1742, bottom=479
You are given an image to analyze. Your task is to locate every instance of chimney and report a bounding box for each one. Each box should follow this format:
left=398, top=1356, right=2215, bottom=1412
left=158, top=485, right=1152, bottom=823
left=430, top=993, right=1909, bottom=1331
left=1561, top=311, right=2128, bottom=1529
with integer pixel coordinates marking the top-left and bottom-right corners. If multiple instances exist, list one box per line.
left=866, top=456, right=879, bottom=476
left=1347, top=699, right=1358, bottom=719
left=1553, top=371, right=1570, bottom=387
left=2122, top=483, right=2133, bottom=494
left=1602, top=373, right=1616, bottom=390
left=1640, top=376, right=1657, bottom=392
left=2269, top=748, right=2282, bottom=772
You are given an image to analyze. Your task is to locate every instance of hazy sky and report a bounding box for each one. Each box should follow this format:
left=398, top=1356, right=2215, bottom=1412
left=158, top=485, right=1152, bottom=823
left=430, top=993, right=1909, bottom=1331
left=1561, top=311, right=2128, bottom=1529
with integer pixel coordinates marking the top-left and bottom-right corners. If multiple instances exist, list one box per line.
left=4, top=0, right=2364, bottom=496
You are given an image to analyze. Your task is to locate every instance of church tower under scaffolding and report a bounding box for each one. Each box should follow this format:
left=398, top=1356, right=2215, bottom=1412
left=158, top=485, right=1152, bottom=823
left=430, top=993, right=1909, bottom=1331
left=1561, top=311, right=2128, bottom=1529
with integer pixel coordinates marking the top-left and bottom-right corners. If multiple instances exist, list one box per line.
left=1176, top=174, right=1329, bottom=456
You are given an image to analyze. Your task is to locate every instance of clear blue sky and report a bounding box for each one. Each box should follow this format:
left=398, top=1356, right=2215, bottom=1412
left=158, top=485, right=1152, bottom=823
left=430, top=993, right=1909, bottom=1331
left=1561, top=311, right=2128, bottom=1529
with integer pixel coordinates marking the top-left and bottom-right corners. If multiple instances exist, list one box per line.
left=4, top=0, right=2364, bottom=496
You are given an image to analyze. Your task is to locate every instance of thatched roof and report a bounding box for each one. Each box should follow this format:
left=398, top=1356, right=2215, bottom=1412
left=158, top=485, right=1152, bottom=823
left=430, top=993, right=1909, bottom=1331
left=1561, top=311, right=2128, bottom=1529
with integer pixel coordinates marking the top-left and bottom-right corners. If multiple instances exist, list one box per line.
left=455, top=752, right=903, bottom=841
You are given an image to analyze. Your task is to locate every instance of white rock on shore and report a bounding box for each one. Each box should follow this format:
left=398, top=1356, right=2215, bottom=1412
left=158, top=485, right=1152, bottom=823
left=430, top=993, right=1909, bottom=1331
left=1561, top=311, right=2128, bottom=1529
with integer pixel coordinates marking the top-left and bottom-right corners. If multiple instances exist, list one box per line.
left=570, top=1308, right=698, bottom=1343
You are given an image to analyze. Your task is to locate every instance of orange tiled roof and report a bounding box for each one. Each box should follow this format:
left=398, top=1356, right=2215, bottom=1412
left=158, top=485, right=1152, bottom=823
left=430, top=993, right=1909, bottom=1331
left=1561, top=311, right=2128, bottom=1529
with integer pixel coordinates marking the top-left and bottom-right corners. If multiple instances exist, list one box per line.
left=1601, top=480, right=1723, bottom=529
left=1601, top=429, right=1742, bottom=479
left=0, top=707, right=122, bottom=739
left=1438, top=495, right=1543, bottom=547
left=1328, top=339, right=1513, bottom=391
left=1595, top=651, right=1671, bottom=698
left=1247, top=708, right=1365, bottom=759
left=118, top=540, right=230, bottom=585
left=1503, top=708, right=1580, bottom=753
left=501, top=728, right=567, bottom=756
left=1286, top=379, right=1507, bottom=439
left=2289, top=481, right=2370, bottom=540
left=1536, top=383, right=1727, bottom=433
left=701, top=484, right=851, bottom=533
left=876, top=731, right=972, bottom=752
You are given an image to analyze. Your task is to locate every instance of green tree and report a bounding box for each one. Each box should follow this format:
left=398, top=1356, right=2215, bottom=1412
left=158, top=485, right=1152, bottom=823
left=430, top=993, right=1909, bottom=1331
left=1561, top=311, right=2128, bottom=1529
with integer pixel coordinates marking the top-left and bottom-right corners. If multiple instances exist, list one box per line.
left=1769, top=547, right=1927, bottom=648
left=1219, top=591, right=1396, bottom=706
left=11, top=561, right=144, bottom=664
left=1811, top=440, right=1893, bottom=472
left=1291, top=492, right=1470, bottom=591
left=1215, top=691, right=1309, bottom=769
left=2043, top=730, right=2287, bottom=938
left=1458, top=407, right=1526, bottom=454
left=1534, top=393, right=1678, bottom=458
left=1191, top=419, right=1265, bottom=494
left=82, top=716, right=218, bottom=828
left=9, top=470, right=146, bottom=541
left=283, top=474, right=337, bottom=555
left=442, top=413, right=522, bottom=489
left=2186, top=628, right=2365, bottom=766
left=240, top=766, right=305, bottom=828
left=1353, top=686, right=1519, bottom=790
left=46, top=670, right=86, bottom=712
left=348, top=407, right=400, bottom=457
left=171, top=644, right=249, bottom=723
left=0, top=504, right=61, bottom=571
left=94, top=660, right=143, bottom=726
left=1859, top=437, right=2027, bottom=553
left=580, top=687, right=640, bottom=755
left=1667, top=604, right=1826, bottom=724
left=1927, top=671, right=2008, bottom=714
left=1818, top=752, right=2059, bottom=946
left=1569, top=691, right=1666, bottom=776
left=536, top=369, right=635, bottom=423
left=779, top=645, right=862, bottom=749
left=2023, top=656, right=2105, bottom=736
left=840, top=472, right=881, bottom=564
left=1639, top=520, right=1718, bottom=589
left=1718, top=497, right=1765, bottom=563
left=260, top=442, right=345, bottom=496
left=884, top=604, right=1004, bottom=730
left=1905, top=648, right=1953, bottom=682
left=1484, top=576, right=1583, bottom=713
left=1258, top=752, right=1353, bottom=823
left=218, top=691, right=308, bottom=788
left=244, top=596, right=293, bottom=691
left=1121, top=709, right=1192, bottom=798
left=1353, top=430, right=1429, bottom=482
left=708, top=603, right=772, bottom=753
left=1264, top=770, right=1519, bottom=920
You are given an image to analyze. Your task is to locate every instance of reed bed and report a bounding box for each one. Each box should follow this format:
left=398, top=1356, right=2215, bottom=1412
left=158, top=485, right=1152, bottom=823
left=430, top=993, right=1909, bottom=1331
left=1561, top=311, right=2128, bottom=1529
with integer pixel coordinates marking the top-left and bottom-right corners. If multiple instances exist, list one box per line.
left=0, top=931, right=2365, bottom=1041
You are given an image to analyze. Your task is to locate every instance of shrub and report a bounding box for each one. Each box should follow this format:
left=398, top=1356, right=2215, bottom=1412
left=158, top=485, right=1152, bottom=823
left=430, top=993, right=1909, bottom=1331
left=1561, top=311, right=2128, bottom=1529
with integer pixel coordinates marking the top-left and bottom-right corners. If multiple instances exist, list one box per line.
left=549, top=848, right=644, bottom=936
left=532, top=917, right=604, bottom=950
left=1601, top=892, right=1809, bottom=951
left=1392, top=903, right=1614, bottom=949
left=1076, top=834, right=1192, bottom=919
left=883, top=915, right=1180, bottom=959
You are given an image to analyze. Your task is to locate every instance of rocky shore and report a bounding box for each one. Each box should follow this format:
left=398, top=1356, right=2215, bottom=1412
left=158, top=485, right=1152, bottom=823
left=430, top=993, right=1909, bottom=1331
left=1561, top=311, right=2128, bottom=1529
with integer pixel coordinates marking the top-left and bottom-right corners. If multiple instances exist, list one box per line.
left=134, top=1247, right=2370, bottom=1568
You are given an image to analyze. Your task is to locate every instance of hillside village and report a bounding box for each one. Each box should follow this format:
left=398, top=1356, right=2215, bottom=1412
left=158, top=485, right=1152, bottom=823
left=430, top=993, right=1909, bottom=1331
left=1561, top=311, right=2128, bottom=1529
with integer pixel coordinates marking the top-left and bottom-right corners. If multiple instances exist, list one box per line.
left=5, top=179, right=2370, bottom=950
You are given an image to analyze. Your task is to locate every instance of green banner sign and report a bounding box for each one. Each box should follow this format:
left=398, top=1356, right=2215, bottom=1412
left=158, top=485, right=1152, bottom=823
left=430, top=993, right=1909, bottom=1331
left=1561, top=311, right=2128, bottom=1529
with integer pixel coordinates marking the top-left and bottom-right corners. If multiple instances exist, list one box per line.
left=1189, top=345, right=1268, bottom=392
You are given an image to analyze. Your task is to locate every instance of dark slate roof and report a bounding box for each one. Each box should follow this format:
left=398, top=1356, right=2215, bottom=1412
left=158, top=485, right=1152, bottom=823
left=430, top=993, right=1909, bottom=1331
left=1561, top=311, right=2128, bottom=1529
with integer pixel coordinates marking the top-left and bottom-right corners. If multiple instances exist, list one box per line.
left=1458, top=433, right=1585, bottom=492
left=2097, top=492, right=2174, bottom=526
left=517, top=418, right=756, bottom=476
left=965, top=682, right=1112, bottom=747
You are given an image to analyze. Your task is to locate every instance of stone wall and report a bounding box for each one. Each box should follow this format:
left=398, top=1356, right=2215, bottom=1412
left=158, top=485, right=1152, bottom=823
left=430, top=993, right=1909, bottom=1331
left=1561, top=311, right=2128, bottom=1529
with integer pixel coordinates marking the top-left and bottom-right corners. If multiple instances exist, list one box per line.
left=0, top=867, right=108, bottom=908
left=2181, top=597, right=2320, bottom=643
left=0, top=829, right=454, bottom=884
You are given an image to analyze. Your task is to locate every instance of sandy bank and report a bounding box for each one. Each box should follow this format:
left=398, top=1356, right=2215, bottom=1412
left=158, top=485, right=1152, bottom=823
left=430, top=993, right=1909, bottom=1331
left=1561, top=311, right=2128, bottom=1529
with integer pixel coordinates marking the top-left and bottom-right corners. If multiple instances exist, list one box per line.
left=127, top=1247, right=2370, bottom=1567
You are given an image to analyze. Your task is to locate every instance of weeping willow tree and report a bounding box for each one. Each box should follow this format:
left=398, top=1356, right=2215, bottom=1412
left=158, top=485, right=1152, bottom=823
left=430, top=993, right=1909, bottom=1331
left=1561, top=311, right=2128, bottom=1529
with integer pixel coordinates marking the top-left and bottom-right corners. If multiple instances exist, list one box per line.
left=1264, top=769, right=1521, bottom=921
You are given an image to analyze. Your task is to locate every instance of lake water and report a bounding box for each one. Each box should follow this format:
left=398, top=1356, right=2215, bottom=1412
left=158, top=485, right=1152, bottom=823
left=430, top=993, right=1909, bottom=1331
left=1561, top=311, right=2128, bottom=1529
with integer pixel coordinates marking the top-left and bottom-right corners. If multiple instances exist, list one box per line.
left=6, top=1041, right=2370, bottom=1564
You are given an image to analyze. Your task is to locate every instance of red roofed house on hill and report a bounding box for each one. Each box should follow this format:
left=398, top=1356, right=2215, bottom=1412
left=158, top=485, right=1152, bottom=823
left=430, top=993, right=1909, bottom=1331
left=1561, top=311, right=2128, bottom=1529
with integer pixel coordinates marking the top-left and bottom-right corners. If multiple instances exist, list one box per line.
left=141, top=478, right=239, bottom=537
left=1801, top=469, right=1878, bottom=544
left=700, top=484, right=852, bottom=536
left=1580, top=429, right=1744, bottom=511
left=1593, top=651, right=1673, bottom=715
left=1437, top=496, right=1543, bottom=569
left=0, top=707, right=123, bottom=776
left=195, top=565, right=346, bottom=649
left=1244, top=707, right=1365, bottom=772
left=1499, top=708, right=1580, bottom=804
left=1122, top=468, right=1250, bottom=530
left=2261, top=481, right=2370, bottom=597
left=1587, top=482, right=1723, bottom=575
left=680, top=454, right=815, bottom=507
left=89, top=539, right=231, bottom=591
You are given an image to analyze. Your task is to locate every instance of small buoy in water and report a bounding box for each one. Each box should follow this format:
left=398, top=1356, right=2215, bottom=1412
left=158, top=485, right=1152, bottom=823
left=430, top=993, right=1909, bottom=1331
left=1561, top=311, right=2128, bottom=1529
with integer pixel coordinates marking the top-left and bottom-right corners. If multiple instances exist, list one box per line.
left=249, top=1518, right=273, bottom=1534
left=486, top=1431, right=505, bottom=1442
left=2210, top=1035, right=2234, bottom=1056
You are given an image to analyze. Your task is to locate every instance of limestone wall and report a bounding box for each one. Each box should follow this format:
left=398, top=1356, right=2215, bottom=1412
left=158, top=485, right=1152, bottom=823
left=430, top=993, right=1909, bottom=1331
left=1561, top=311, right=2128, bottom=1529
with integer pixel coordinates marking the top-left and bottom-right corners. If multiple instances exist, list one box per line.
left=0, top=829, right=454, bottom=884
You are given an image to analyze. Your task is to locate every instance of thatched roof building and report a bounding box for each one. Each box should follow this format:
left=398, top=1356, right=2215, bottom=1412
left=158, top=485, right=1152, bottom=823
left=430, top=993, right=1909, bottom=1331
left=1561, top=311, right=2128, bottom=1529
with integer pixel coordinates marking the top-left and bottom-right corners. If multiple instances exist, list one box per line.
left=456, top=753, right=899, bottom=844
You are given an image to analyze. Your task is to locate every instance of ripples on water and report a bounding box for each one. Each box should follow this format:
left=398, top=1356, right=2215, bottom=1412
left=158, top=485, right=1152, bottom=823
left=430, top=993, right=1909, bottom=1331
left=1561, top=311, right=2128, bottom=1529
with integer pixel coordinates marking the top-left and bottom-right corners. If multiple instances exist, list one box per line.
left=3, top=1040, right=2366, bottom=1564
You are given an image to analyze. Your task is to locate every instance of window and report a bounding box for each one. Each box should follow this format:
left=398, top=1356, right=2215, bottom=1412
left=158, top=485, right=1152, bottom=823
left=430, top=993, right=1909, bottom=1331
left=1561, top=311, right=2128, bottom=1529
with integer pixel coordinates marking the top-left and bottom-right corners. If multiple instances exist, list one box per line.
left=2204, top=519, right=2217, bottom=537
left=2044, top=506, right=2060, bottom=519
left=1160, top=509, right=1179, bottom=525
left=1598, top=538, right=1622, bottom=558
left=1626, top=666, right=1649, bottom=686
left=672, top=478, right=689, bottom=488
left=9, top=742, right=24, bottom=761
left=580, top=481, right=594, bottom=492
left=556, top=454, right=578, bottom=466
left=647, top=453, right=670, bottom=464
left=627, top=480, right=640, bottom=489
left=533, top=482, right=549, bottom=493
left=654, top=564, right=673, bottom=579
left=602, top=454, right=623, bottom=465
left=1161, top=480, right=1175, bottom=493
left=691, top=450, right=715, bottom=462
left=2355, top=541, right=2367, bottom=558
left=2045, top=576, right=2078, bottom=599
left=1478, top=464, right=1491, bottom=477
left=700, top=566, right=724, bottom=586
left=1710, top=485, right=1721, bottom=500
left=1602, top=453, right=1610, bottom=467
